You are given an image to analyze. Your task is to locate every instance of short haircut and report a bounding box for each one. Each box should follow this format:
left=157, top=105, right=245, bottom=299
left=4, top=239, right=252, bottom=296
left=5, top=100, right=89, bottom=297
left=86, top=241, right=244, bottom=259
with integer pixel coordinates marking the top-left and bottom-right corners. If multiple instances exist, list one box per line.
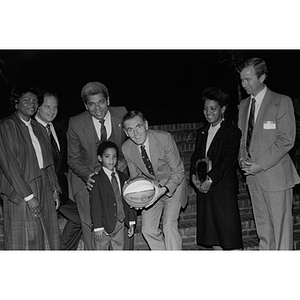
left=9, top=85, right=43, bottom=112
left=43, top=90, right=59, bottom=105
left=81, top=82, right=109, bottom=103
left=202, top=87, right=229, bottom=108
left=97, top=141, right=119, bottom=157
left=122, top=110, right=147, bottom=128
left=239, top=57, right=268, bottom=79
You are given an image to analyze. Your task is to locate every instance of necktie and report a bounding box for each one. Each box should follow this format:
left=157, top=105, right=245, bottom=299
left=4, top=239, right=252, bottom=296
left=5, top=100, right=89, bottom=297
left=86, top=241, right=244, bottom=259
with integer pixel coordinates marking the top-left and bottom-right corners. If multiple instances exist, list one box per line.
left=111, top=172, right=125, bottom=222
left=246, top=98, right=256, bottom=154
left=46, top=124, right=60, bottom=160
left=99, top=119, right=107, bottom=141
left=141, top=145, right=155, bottom=176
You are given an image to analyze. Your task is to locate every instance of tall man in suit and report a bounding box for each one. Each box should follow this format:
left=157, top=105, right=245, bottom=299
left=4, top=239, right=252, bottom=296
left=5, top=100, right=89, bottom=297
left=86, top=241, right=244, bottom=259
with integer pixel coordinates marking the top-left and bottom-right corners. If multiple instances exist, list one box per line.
left=238, top=57, right=300, bottom=250
left=67, top=82, right=129, bottom=250
left=35, top=91, right=82, bottom=250
left=122, top=111, right=187, bottom=250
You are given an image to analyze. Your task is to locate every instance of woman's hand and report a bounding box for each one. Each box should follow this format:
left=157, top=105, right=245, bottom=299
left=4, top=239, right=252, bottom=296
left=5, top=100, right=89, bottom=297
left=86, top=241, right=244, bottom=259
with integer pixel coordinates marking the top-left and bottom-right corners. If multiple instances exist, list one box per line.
left=200, top=178, right=212, bottom=193
left=192, top=174, right=202, bottom=192
left=27, top=197, right=41, bottom=218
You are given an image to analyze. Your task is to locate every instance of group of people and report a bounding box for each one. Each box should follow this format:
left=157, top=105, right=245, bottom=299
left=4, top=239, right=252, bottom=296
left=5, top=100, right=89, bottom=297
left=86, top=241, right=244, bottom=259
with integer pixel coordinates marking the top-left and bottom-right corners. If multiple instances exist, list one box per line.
left=190, top=57, right=300, bottom=250
left=0, top=80, right=187, bottom=250
left=0, top=56, right=299, bottom=251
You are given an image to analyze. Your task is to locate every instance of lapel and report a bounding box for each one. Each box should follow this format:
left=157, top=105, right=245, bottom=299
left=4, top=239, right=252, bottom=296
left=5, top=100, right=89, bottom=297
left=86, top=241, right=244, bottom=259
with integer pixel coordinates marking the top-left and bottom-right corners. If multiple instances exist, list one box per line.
left=148, top=131, right=159, bottom=177
left=130, top=142, right=149, bottom=176
left=109, top=107, right=122, bottom=143
left=241, top=97, right=251, bottom=144
left=194, top=125, right=209, bottom=159
left=31, top=119, right=50, bottom=165
left=52, top=122, right=62, bottom=147
left=207, top=122, right=226, bottom=158
left=99, top=168, right=115, bottom=199
left=253, top=89, right=272, bottom=138
left=82, top=112, right=98, bottom=165
left=128, top=132, right=156, bottom=179
left=52, top=121, right=68, bottom=171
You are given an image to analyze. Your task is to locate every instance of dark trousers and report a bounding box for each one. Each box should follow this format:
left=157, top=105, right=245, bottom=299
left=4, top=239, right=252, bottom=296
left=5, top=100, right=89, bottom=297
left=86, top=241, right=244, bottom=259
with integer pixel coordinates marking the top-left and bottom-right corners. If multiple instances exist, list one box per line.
left=59, top=199, right=82, bottom=250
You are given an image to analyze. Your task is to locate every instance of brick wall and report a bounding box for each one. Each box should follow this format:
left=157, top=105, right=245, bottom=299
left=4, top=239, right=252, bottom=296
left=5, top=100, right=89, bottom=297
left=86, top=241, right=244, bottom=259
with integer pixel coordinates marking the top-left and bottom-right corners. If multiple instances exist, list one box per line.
left=133, top=122, right=300, bottom=250
left=1, top=122, right=300, bottom=250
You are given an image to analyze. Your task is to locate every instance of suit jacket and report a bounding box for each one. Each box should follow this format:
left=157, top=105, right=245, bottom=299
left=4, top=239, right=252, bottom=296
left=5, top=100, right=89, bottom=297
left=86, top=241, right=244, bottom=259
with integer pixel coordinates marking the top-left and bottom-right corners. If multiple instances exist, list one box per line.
left=67, top=106, right=127, bottom=199
left=52, top=120, right=69, bottom=205
left=122, top=130, right=187, bottom=208
left=89, top=168, right=136, bottom=234
left=190, top=121, right=241, bottom=192
left=238, top=88, right=300, bottom=191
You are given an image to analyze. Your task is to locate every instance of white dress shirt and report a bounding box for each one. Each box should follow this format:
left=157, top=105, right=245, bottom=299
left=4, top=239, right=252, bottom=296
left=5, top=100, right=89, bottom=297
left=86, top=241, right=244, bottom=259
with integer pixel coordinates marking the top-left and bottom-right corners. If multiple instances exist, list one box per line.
left=35, top=115, right=60, bottom=150
left=248, top=85, right=267, bottom=123
left=141, top=137, right=152, bottom=162
left=92, top=110, right=112, bottom=140
left=21, top=118, right=44, bottom=201
left=206, top=121, right=222, bottom=157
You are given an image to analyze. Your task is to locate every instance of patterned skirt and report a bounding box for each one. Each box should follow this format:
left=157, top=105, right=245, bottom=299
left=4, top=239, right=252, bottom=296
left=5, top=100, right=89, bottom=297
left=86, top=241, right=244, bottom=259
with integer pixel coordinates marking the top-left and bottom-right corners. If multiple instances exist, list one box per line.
left=3, top=169, right=61, bottom=250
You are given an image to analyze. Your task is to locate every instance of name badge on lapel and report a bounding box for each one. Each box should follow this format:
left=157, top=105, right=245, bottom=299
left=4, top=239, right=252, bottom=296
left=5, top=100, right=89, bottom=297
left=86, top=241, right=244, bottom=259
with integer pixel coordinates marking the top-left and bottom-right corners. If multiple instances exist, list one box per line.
left=263, top=121, right=276, bottom=129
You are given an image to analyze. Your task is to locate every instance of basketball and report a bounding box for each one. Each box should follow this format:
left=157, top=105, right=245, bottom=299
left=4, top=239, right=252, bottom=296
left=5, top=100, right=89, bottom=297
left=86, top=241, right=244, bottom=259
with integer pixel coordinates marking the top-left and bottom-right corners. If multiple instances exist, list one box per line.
left=122, top=177, right=156, bottom=208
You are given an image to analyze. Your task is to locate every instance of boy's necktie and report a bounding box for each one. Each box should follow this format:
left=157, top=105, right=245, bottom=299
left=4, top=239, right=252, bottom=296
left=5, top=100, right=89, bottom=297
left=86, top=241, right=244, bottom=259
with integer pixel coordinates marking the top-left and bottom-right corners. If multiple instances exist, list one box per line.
left=111, top=172, right=125, bottom=222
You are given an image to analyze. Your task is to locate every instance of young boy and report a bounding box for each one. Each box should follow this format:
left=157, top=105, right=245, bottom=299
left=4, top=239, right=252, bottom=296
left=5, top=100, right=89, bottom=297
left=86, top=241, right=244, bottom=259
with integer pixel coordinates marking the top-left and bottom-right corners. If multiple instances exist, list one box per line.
left=90, top=141, right=136, bottom=250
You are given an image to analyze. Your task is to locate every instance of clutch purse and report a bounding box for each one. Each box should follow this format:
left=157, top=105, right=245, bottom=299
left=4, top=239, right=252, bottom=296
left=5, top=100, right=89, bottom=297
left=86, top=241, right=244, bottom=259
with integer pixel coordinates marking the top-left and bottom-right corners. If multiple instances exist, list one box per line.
left=195, top=157, right=212, bottom=182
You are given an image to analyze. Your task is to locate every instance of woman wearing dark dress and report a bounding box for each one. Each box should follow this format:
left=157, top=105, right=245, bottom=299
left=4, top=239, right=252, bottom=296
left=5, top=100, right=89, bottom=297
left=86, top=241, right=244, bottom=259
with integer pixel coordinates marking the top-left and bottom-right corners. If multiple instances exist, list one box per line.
left=190, top=87, right=243, bottom=250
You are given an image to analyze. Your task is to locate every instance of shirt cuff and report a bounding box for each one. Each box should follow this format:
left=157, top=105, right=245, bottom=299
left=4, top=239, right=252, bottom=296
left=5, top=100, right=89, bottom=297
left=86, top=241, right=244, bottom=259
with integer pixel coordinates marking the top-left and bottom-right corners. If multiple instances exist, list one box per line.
left=24, top=194, right=34, bottom=201
left=94, top=227, right=104, bottom=232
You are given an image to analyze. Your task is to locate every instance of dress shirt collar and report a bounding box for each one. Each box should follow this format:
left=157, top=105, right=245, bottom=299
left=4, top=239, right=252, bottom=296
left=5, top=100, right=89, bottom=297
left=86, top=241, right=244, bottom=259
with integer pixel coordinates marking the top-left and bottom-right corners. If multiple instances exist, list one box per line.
left=102, top=166, right=121, bottom=190
left=141, top=137, right=151, bottom=159
left=35, top=115, right=50, bottom=128
left=102, top=166, right=116, bottom=178
left=250, top=85, right=267, bottom=122
left=91, top=110, right=111, bottom=123
left=20, top=117, right=31, bottom=126
left=92, top=110, right=111, bottom=139
left=251, top=85, right=267, bottom=105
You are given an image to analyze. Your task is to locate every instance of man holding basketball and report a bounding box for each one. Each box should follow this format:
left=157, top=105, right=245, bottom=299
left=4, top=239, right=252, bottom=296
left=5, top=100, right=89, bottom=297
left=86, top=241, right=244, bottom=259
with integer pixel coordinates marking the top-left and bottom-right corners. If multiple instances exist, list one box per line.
left=122, top=111, right=187, bottom=250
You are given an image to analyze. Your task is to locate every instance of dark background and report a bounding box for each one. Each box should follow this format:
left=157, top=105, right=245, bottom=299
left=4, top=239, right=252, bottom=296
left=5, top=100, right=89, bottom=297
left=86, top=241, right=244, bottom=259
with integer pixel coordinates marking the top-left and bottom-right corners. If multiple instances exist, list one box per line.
left=1, top=49, right=299, bottom=125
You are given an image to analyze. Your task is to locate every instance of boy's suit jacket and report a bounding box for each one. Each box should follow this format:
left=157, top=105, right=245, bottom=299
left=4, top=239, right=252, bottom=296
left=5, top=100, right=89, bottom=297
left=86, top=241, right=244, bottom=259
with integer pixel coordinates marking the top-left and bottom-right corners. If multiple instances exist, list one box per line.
left=190, top=121, right=241, bottom=192
left=67, top=106, right=127, bottom=199
left=238, top=88, right=300, bottom=191
left=122, top=130, right=187, bottom=208
left=89, top=169, right=136, bottom=234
